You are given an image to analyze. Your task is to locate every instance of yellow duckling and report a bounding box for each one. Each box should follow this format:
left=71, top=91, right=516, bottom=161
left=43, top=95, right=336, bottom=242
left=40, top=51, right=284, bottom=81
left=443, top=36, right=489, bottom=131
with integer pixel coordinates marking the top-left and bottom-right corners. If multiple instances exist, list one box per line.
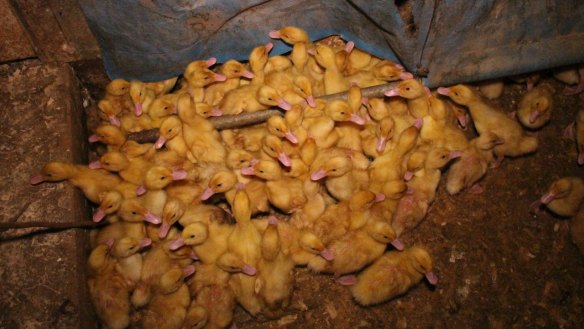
left=88, top=124, right=127, bottom=151
left=30, top=161, right=121, bottom=204
left=89, top=150, right=152, bottom=194
left=517, top=84, right=553, bottom=130
left=204, top=59, right=254, bottom=105
left=154, top=116, right=190, bottom=159
left=249, top=42, right=273, bottom=84
left=313, top=44, right=350, bottom=94
left=97, top=99, right=122, bottom=127
left=103, top=78, right=133, bottom=114
left=349, top=246, right=437, bottom=305
left=384, top=79, right=431, bottom=118
left=129, top=80, right=156, bottom=116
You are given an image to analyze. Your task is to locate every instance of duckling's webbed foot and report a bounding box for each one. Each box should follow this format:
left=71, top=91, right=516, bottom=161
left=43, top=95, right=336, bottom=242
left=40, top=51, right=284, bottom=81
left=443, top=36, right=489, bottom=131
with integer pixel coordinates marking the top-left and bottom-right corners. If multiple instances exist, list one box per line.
left=335, top=274, right=357, bottom=286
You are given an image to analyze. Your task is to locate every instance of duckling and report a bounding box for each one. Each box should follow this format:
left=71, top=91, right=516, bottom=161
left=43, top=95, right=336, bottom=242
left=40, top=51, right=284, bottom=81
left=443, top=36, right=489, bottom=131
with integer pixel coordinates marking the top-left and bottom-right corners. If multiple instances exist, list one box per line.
left=87, top=243, right=133, bottom=329
left=242, top=160, right=307, bottom=213
left=187, top=221, right=234, bottom=265
left=248, top=42, right=273, bottom=85
left=313, top=44, right=350, bottom=94
left=141, top=266, right=193, bottom=329
left=227, top=189, right=262, bottom=264
left=97, top=99, right=122, bottom=127
left=420, top=96, right=469, bottom=152
left=255, top=217, right=295, bottom=319
left=349, top=246, right=437, bottom=305
left=118, top=197, right=162, bottom=225
left=267, top=115, right=300, bottom=145
left=384, top=79, right=430, bottom=118
left=555, top=65, right=584, bottom=95
left=438, top=84, right=538, bottom=167
left=265, top=55, right=293, bottom=74
left=183, top=66, right=227, bottom=103
left=361, top=116, right=395, bottom=157
left=92, top=190, right=125, bottom=222
left=283, top=75, right=316, bottom=107
left=158, top=198, right=185, bottom=239
left=310, top=151, right=369, bottom=202
left=326, top=95, right=365, bottom=152
left=347, top=60, right=412, bottom=88
left=145, top=166, right=188, bottom=190
left=109, top=236, right=152, bottom=285
left=90, top=150, right=152, bottom=193
left=517, top=84, right=553, bottom=130
left=88, top=124, right=127, bottom=151
left=393, top=147, right=460, bottom=236
left=155, top=116, right=191, bottom=160
left=129, top=80, right=156, bottom=116
left=30, top=161, right=121, bottom=203
left=183, top=303, right=208, bottom=329
left=533, top=177, right=584, bottom=218
left=200, top=170, right=238, bottom=201
left=91, top=220, right=146, bottom=248
left=344, top=47, right=380, bottom=75
left=148, top=94, right=179, bottom=127
left=177, top=94, right=227, bottom=164
left=308, top=220, right=402, bottom=276
left=446, top=131, right=503, bottom=195
left=204, top=59, right=254, bottom=105
left=303, top=109, right=339, bottom=150
left=477, top=79, right=505, bottom=100
left=103, top=78, right=133, bottom=115
left=269, top=26, right=311, bottom=45
left=261, top=134, right=293, bottom=167
left=217, top=251, right=262, bottom=317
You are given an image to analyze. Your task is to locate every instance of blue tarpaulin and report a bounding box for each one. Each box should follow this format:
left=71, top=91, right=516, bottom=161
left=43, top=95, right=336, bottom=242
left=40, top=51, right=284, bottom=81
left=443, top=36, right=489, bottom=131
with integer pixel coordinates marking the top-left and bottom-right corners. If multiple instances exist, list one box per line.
left=79, top=0, right=584, bottom=87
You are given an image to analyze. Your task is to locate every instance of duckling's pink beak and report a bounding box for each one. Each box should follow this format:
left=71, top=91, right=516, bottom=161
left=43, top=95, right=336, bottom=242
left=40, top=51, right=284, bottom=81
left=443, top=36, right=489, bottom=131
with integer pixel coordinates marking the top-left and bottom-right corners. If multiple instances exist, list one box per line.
left=529, top=110, right=541, bottom=124
left=214, top=73, right=227, bottom=82
left=210, top=108, right=223, bottom=117
left=241, top=70, right=254, bottom=79
left=375, top=193, right=386, bottom=202
left=183, top=265, right=196, bottom=278
left=425, top=272, right=438, bottom=285
left=349, top=113, right=365, bottom=125
left=336, top=275, right=357, bottom=286
left=268, top=216, right=278, bottom=225
left=404, top=171, right=414, bottom=181
left=88, top=134, right=100, bottom=143
left=200, top=187, right=215, bottom=201
left=310, top=169, right=327, bottom=181
left=413, top=118, right=423, bottom=129
left=457, top=113, right=468, bottom=130
left=144, top=212, right=161, bottom=225
left=495, top=137, right=506, bottom=145
left=265, top=42, right=274, bottom=52
left=307, top=48, right=316, bottom=56
left=277, top=152, right=291, bottom=167
left=391, top=239, right=404, bottom=251
left=278, top=99, right=291, bottom=111
left=540, top=192, right=556, bottom=204
left=268, top=30, right=281, bottom=39
left=139, top=238, right=152, bottom=248
left=154, top=135, right=167, bottom=149
left=235, top=182, right=246, bottom=191
left=306, top=95, right=316, bottom=108
left=30, top=174, right=44, bottom=185
left=399, top=72, right=414, bottom=80
left=242, top=264, right=257, bottom=276
left=108, top=115, right=121, bottom=127
left=88, top=160, right=102, bottom=169
left=134, top=102, right=143, bottom=116
left=320, top=248, right=334, bottom=261
left=344, top=41, right=355, bottom=53
left=92, top=209, right=106, bottom=222
left=171, top=169, right=188, bottom=181
left=240, top=167, right=256, bottom=176
left=384, top=88, right=400, bottom=97
left=284, top=131, right=299, bottom=144
left=449, top=150, right=462, bottom=159
left=205, top=57, right=217, bottom=67
left=376, top=136, right=387, bottom=153
left=136, top=185, right=147, bottom=196
left=436, top=87, right=450, bottom=96
left=158, top=222, right=171, bottom=238
left=169, top=238, right=185, bottom=251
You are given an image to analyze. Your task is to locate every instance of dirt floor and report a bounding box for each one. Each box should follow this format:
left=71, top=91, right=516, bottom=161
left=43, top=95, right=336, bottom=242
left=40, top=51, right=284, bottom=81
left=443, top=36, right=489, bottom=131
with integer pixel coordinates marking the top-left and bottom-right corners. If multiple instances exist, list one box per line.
left=70, top=60, right=584, bottom=329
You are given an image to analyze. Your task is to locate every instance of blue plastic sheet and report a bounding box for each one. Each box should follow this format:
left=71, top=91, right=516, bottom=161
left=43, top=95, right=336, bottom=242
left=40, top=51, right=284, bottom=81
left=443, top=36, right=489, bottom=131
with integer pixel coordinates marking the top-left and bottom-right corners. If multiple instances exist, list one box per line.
left=80, top=0, right=584, bottom=87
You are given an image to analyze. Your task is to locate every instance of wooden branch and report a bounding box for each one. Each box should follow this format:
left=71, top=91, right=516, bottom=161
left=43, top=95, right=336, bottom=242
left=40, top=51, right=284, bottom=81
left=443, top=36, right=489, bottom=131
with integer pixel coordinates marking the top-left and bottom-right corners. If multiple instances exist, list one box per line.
left=126, top=82, right=400, bottom=143
left=0, top=220, right=106, bottom=230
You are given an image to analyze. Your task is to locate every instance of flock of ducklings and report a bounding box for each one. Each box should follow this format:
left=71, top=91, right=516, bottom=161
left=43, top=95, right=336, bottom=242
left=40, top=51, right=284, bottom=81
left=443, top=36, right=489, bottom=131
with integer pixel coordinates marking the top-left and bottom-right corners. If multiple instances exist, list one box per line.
left=28, top=26, right=584, bottom=329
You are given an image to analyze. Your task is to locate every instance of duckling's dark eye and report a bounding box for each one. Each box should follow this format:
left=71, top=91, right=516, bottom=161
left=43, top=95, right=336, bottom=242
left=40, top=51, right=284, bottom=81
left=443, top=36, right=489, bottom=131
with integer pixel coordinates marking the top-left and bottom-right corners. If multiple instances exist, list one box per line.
left=189, top=234, right=196, bottom=239
left=275, top=128, right=281, bottom=131
left=139, top=92, right=142, bottom=96
left=234, top=69, right=239, bottom=73
left=104, top=162, right=110, bottom=166
left=339, top=112, right=345, bottom=115
left=268, top=98, right=273, bottom=101
left=270, top=147, right=275, bottom=152
left=163, top=106, right=168, bottom=110
left=332, top=168, right=337, bottom=172
left=131, top=211, right=137, bottom=215
left=108, top=205, right=113, bottom=209
left=160, top=176, right=166, bottom=180
left=259, top=170, right=264, bottom=174
left=240, top=160, right=245, bottom=163
left=217, top=183, right=223, bottom=187
left=168, top=129, right=172, bottom=133
left=204, top=76, right=209, bottom=80
left=46, top=173, right=52, bottom=177
left=405, top=87, right=411, bottom=91
left=128, top=246, right=134, bottom=250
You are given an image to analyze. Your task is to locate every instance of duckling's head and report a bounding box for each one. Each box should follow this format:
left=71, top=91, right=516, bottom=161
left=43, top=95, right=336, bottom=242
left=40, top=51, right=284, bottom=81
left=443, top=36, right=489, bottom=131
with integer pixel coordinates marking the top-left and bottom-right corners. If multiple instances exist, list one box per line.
left=158, top=266, right=192, bottom=294
left=186, top=68, right=226, bottom=88
left=184, top=57, right=216, bottom=77
left=181, top=222, right=209, bottom=246
left=299, top=232, right=334, bottom=261
left=325, top=100, right=364, bottom=125
left=201, top=171, right=237, bottom=200
left=312, top=156, right=352, bottom=180
left=162, top=198, right=185, bottom=225
left=374, top=61, right=410, bottom=81
left=269, top=26, right=310, bottom=45
left=110, top=236, right=151, bottom=259
left=265, top=55, right=292, bottom=73
left=262, top=135, right=291, bottom=167
left=119, top=199, right=159, bottom=224
left=475, top=131, right=504, bottom=151
left=267, top=116, right=292, bottom=139
left=105, top=79, right=130, bottom=96
left=249, top=43, right=273, bottom=71
left=97, top=99, right=120, bottom=123
left=366, top=221, right=398, bottom=245
left=183, top=305, right=208, bottom=329
left=385, top=79, right=425, bottom=99
left=220, top=59, right=254, bottom=79
left=145, top=166, right=187, bottom=190
left=90, top=125, right=126, bottom=146
left=216, top=252, right=257, bottom=275
left=313, top=44, right=336, bottom=69
left=194, top=102, right=222, bottom=118
left=129, top=80, right=147, bottom=106
left=542, top=177, right=575, bottom=204
left=98, top=151, right=129, bottom=172
left=226, top=149, right=256, bottom=169
left=94, top=191, right=124, bottom=222
left=149, top=97, right=177, bottom=119
left=156, top=116, right=182, bottom=149
left=249, top=160, right=282, bottom=181
left=120, top=140, right=152, bottom=158
left=30, top=161, right=76, bottom=184
left=436, top=84, right=475, bottom=106
left=293, top=76, right=313, bottom=100
left=426, top=147, right=461, bottom=170
left=409, top=246, right=437, bottom=284
left=257, top=86, right=290, bottom=110
left=376, top=117, right=395, bottom=152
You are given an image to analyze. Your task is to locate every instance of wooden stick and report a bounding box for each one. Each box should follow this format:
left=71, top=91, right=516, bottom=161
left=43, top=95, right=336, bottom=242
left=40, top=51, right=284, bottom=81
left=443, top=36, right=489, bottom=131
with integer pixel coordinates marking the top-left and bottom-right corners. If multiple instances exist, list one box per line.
left=126, top=82, right=400, bottom=143
left=0, top=221, right=106, bottom=230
